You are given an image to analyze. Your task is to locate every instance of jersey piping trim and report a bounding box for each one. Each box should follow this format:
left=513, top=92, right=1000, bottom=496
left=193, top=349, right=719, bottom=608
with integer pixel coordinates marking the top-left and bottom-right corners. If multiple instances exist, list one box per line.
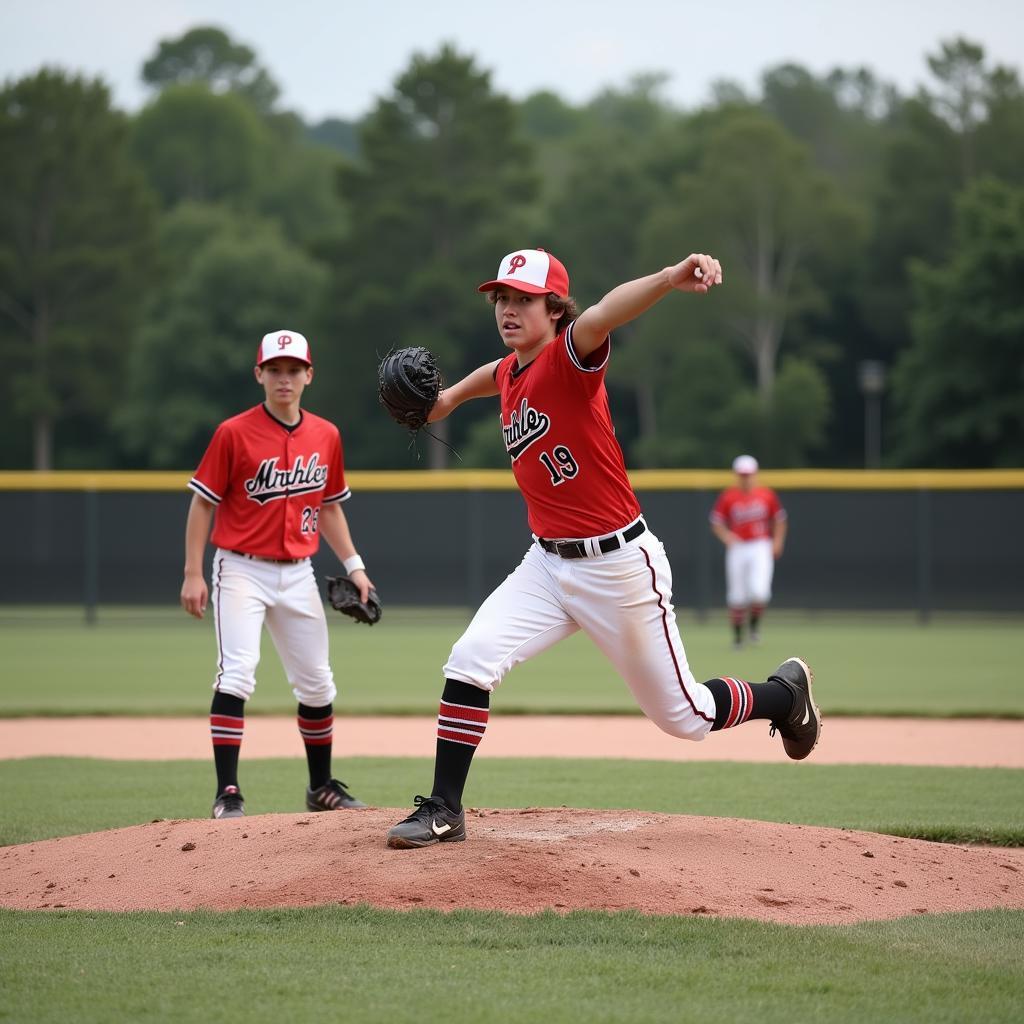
left=188, top=478, right=222, bottom=504
left=323, top=487, right=351, bottom=504
left=565, top=320, right=610, bottom=373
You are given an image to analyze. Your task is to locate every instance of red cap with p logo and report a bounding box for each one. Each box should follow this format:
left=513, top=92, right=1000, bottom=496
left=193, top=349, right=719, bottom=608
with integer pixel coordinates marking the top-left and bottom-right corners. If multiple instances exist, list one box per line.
left=477, top=248, right=570, bottom=297
left=256, top=330, right=313, bottom=367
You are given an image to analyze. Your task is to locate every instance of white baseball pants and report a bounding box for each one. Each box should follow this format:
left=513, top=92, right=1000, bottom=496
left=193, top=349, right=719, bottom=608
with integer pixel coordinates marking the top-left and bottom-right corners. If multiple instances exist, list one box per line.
left=725, top=538, right=775, bottom=608
left=210, top=549, right=337, bottom=705
left=443, top=526, right=716, bottom=741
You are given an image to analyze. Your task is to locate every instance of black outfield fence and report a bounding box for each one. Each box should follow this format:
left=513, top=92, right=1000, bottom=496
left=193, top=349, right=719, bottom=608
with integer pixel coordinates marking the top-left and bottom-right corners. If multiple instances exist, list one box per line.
left=2, top=470, right=1022, bottom=622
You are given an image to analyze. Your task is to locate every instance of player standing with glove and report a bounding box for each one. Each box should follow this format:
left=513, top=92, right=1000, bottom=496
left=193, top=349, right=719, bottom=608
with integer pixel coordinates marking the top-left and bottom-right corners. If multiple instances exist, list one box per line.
left=181, top=330, right=375, bottom=819
left=378, top=248, right=821, bottom=850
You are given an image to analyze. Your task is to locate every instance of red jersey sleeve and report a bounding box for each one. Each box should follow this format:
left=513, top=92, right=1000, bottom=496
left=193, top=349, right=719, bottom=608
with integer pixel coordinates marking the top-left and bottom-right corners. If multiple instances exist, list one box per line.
left=189, top=423, right=234, bottom=505
left=710, top=490, right=731, bottom=527
left=562, top=320, right=610, bottom=397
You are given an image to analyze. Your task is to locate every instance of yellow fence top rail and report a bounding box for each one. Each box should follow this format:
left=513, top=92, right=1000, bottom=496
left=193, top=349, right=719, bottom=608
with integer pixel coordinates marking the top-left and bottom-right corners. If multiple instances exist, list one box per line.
left=1, top=469, right=1023, bottom=491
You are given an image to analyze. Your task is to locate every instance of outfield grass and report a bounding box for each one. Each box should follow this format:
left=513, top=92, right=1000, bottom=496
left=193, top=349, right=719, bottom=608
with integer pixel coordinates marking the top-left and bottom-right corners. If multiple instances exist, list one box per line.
left=1, top=906, right=1022, bottom=1024
left=1, top=607, right=1022, bottom=717
left=2, top=756, right=1022, bottom=847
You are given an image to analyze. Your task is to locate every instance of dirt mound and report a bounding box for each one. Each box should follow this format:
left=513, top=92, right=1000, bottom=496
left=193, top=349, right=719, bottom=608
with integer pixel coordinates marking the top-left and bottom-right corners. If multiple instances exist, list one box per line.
left=3, top=809, right=1022, bottom=924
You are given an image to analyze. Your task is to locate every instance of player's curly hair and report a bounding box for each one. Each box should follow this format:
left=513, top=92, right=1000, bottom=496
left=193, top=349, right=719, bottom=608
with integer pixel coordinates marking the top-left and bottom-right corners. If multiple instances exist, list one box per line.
left=487, top=291, right=579, bottom=335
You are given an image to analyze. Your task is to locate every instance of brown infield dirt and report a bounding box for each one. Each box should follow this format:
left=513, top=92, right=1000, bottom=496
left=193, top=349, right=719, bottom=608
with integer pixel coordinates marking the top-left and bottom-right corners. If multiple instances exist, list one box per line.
left=2, top=715, right=1023, bottom=924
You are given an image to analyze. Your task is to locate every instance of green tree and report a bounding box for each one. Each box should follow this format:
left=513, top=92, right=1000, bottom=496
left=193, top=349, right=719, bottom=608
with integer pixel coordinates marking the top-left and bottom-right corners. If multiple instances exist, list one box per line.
left=0, top=70, right=156, bottom=469
left=890, top=178, right=1024, bottom=467
left=614, top=112, right=855, bottom=466
left=141, top=25, right=280, bottom=112
left=761, top=63, right=896, bottom=195
left=307, top=117, right=360, bottom=157
left=976, top=65, right=1024, bottom=185
left=924, top=38, right=991, bottom=181
left=866, top=39, right=1024, bottom=348
left=116, top=211, right=328, bottom=467
left=661, top=114, right=860, bottom=402
left=757, top=64, right=899, bottom=466
left=130, top=85, right=267, bottom=208
left=321, top=45, right=540, bottom=468
left=255, top=111, right=350, bottom=247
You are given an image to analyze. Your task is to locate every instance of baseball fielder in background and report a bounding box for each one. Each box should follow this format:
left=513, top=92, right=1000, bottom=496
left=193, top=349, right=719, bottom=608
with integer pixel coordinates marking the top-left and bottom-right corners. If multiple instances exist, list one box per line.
left=710, top=454, right=788, bottom=649
left=384, top=248, right=821, bottom=850
left=181, top=330, right=373, bottom=819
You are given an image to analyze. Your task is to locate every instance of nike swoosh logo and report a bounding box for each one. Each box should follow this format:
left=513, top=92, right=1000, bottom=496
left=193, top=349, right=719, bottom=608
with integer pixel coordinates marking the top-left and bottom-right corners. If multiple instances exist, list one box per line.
left=431, top=819, right=452, bottom=835
left=800, top=705, right=811, bottom=726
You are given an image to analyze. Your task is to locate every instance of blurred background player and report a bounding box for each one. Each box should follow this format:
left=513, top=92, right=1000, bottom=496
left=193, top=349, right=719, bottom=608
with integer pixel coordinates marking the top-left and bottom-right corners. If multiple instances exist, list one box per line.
left=710, top=454, right=788, bottom=649
left=180, top=329, right=374, bottom=819
left=385, top=248, right=820, bottom=850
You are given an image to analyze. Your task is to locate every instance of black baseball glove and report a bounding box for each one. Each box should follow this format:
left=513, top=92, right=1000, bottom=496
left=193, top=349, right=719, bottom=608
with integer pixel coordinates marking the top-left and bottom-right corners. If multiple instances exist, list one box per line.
left=377, top=347, right=442, bottom=432
left=325, top=575, right=382, bottom=626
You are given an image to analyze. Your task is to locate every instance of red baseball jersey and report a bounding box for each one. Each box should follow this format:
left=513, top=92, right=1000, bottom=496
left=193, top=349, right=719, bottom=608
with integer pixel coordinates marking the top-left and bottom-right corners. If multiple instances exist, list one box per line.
left=189, top=405, right=349, bottom=559
left=495, top=322, right=641, bottom=539
left=710, top=486, right=786, bottom=542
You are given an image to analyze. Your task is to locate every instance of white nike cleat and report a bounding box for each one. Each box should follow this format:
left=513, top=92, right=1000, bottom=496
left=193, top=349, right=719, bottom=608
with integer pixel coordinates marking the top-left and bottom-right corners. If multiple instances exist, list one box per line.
left=768, top=657, right=821, bottom=760
left=386, top=795, right=466, bottom=849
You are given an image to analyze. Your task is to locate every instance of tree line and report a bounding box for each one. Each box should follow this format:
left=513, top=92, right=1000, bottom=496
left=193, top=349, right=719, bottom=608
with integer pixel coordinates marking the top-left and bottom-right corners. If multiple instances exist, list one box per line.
left=1, top=27, right=1022, bottom=471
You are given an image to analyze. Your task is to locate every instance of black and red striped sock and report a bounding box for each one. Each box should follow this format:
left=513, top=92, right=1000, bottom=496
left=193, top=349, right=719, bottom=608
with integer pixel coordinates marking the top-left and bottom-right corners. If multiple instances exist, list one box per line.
left=210, top=691, right=245, bottom=794
left=297, top=702, right=333, bottom=789
left=431, top=679, right=490, bottom=813
left=705, top=676, right=792, bottom=731
left=729, top=607, right=744, bottom=643
left=750, top=605, right=764, bottom=631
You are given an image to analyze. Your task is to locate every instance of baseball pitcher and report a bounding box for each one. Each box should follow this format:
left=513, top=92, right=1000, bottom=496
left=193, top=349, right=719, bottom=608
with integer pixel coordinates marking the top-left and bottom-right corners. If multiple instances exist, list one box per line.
left=378, top=249, right=821, bottom=849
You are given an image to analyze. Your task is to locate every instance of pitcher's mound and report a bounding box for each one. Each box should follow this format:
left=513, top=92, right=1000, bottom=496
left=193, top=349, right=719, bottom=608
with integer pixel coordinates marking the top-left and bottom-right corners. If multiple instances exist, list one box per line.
left=3, top=808, right=1022, bottom=925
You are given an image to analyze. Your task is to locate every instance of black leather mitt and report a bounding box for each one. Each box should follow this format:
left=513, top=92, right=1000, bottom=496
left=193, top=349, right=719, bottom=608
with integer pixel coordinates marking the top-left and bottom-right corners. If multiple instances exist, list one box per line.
left=325, top=575, right=382, bottom=626
left=377, top=347, right=442, bottom=432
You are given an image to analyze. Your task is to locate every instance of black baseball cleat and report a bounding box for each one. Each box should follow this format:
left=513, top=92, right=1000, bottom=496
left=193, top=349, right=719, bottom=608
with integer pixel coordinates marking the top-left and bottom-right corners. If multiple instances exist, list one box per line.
left=387, top=795, right=466, bottom=849
left=212, top=785, right=245, bottom=819
left=768, top=657, right=821, bottom=760
left=306, top=779, right=367, bottom=811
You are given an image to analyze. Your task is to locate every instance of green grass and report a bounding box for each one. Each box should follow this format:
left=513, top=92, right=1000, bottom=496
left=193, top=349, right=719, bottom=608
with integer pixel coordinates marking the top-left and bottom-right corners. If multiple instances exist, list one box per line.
left=2, top=607, right=1023, bottom=717
left=3, top=757, right=1022, bottom=848
left=2, top=906, right=1022, bottom=1023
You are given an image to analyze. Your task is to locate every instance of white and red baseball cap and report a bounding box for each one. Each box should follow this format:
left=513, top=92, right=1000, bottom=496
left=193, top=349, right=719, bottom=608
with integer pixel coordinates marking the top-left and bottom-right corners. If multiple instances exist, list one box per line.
left=477, top=248, right=570, bottom=297
left=256, top=330, right=312, bottom=367
left=732, top=454, right=759, bottom=475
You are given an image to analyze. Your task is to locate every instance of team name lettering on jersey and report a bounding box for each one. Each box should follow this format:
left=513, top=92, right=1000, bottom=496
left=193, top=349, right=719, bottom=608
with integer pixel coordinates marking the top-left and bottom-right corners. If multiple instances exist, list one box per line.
left=502, top=398, right=551, bottom=460
left=245, top=455, right=328, bottom=505
left=729, top=500, right=769, bottom=525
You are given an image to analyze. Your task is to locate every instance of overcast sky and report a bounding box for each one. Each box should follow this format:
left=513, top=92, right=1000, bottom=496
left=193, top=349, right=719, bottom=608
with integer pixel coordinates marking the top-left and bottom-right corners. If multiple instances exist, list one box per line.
left=3, top=0, right=1023, bottom=122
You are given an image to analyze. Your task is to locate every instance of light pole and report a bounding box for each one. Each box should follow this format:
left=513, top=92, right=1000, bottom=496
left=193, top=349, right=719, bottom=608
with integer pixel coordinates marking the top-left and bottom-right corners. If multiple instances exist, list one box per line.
left=857, top=360, right=886, bottom=469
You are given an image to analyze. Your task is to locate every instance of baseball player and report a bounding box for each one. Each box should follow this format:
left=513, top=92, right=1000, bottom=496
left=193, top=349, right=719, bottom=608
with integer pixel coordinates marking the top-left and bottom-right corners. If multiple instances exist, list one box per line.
left=181, top=329, right=373, bottom=819
left=711, top=455, right=788, bottom=649
left=386, top=248, right=821, bottom=849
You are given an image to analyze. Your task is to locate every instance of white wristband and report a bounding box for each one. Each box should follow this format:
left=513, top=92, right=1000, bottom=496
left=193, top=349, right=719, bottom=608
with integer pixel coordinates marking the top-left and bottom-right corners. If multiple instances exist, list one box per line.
left=343, top=555, right=366, bottom=576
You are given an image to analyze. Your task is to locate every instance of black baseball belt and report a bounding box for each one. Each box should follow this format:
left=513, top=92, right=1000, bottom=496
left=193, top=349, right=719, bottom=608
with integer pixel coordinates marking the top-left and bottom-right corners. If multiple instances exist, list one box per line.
left=229, top=550, right=305, bottom=565
left=538, top=519, right=647, bottom=560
